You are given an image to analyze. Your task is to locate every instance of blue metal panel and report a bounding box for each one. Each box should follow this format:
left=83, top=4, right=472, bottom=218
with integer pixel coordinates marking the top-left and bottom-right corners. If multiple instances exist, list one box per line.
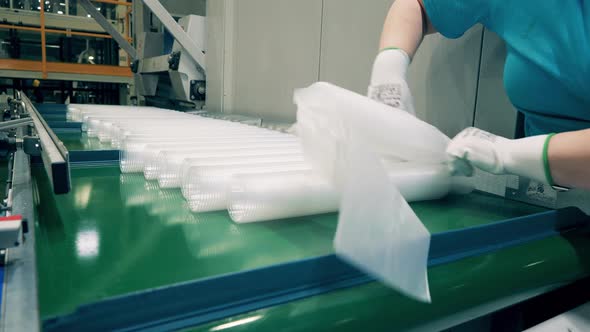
left=31, top=150, right=119, bottom=168
left=43, top=115, right=68, bottom=122
left=34, top=104, right=68, bottom=114
left=69, top=150, right=119, bottom=167
left=46, top=122, right=82, bottom=134
left=428, top=207, right=587, bottom=265
left=37, top=105, right=68, bottom=122
left=42, top=208, right=590, bottom=332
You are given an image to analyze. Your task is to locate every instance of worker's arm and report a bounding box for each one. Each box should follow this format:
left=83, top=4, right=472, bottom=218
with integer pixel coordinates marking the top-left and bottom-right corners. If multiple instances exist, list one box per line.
left=447, top=128, right=590, bottom=190
left=368, top=0, right=435, bottom=114
left=548, top=129, right=590, bottom=189
left=379, top=0, right=435, bottom=58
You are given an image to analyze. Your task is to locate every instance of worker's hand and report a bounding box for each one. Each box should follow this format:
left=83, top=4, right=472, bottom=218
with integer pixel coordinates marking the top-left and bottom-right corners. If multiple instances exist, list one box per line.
left=446, top=127, right=551, bottom=184
left=368, top=48, right=416, bottom=115
left=446, top=127, right=508, bottom=176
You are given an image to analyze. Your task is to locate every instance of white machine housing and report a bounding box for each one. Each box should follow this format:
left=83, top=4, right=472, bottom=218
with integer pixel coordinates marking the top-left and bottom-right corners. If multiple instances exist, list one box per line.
left=170, top=15, right=207, bottom=102
left=135, top=14, right=206, bottom=106
left=0, top=215, right=22, bottom=249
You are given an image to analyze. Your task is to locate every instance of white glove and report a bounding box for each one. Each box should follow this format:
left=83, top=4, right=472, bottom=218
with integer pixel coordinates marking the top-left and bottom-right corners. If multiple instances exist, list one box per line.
left=368, top=48, right=416, bottom=115
left=446, top=127, right=553, bottom=185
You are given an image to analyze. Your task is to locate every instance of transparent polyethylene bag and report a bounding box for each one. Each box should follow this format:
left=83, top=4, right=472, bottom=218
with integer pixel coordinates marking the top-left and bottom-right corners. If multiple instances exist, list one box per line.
left=335, top=147, right=431, bottom=303
left=294, top=82, right=450, bottom=186
left=292, top=83, right=459, bottom=303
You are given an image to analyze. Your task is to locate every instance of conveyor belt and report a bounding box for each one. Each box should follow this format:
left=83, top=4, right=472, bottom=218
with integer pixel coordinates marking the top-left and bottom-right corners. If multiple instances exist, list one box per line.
left=32, top=111, right=590, bottom=331
left=191, top=225, right=590, bottom=332
left=33, top=165, right=549, bottom=320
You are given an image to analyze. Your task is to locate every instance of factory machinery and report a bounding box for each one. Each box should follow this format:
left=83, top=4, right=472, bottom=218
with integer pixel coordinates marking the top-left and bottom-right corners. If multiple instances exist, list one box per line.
left=0, top=1, right=590, bottom=332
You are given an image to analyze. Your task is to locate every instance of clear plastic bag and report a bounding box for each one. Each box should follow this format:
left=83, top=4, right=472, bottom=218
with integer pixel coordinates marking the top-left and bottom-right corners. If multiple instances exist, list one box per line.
left=335, top=147, right=431, bottom=303
left=292, top=83, right=462, bottom=303
left=294, top=82, right=450, bottom=186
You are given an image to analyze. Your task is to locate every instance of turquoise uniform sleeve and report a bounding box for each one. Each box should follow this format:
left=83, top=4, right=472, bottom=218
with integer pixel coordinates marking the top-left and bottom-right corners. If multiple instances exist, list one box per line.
left=422, top=0, right=494, bottom=38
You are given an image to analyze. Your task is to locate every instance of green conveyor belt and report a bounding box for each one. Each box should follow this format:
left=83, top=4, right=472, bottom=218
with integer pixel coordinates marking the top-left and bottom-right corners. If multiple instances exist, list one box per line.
left=32, top=165, right=550, bottom=320
left=56, top=133, right=113, bottom=151
left=190, top=231, right=590, bottom=332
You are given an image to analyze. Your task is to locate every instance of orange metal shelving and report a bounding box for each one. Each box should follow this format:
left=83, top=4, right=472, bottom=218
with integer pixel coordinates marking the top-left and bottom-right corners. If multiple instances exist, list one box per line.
left=0, top=0, right=133, bottom=79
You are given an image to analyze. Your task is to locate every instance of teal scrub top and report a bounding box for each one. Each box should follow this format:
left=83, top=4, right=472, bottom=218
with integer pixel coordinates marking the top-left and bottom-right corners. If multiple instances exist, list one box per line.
left=423, top=0, right=590, bottom=136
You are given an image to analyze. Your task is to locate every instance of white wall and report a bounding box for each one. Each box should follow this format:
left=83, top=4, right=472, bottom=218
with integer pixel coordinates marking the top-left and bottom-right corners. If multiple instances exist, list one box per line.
left=318, top=0, right=391, bottom=95
left=228, top=0, right=323, bottom=123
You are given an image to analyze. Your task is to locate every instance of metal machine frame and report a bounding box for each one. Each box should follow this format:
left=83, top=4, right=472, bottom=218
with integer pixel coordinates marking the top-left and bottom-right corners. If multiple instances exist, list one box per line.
left=0, top=93, right=73, bottom=332
left=14, top=92, right=71, bottom=194
left=0, top=148, right=40, bottom=332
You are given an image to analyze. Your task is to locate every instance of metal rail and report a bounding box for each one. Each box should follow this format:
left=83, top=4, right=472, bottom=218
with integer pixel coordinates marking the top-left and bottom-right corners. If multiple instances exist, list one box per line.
left=19, top=92, right=70, bottom=194
left=0, top=23, right=119, bottom=40
left=0, top=60, right=133, bottom=80
left=0, top=118, right=33, bottom=131
left=92, top=0, right=132, bottom=6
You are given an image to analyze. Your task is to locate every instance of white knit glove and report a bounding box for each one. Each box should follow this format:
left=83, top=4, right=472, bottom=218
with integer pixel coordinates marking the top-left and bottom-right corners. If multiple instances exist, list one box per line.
left=447, top=127, right=553, bottom=185
left=368, top=48, right=416, bottom=115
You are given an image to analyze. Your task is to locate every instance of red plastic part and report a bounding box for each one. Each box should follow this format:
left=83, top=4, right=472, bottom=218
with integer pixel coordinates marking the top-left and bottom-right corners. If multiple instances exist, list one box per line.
left=0, top=215, right=22, bottom=222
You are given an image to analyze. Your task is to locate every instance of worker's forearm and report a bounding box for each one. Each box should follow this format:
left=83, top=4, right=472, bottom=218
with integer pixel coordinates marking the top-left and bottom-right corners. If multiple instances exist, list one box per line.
left=379, top=0, right=429, bottom=57
left=548, top=129, right=590, bottom=189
